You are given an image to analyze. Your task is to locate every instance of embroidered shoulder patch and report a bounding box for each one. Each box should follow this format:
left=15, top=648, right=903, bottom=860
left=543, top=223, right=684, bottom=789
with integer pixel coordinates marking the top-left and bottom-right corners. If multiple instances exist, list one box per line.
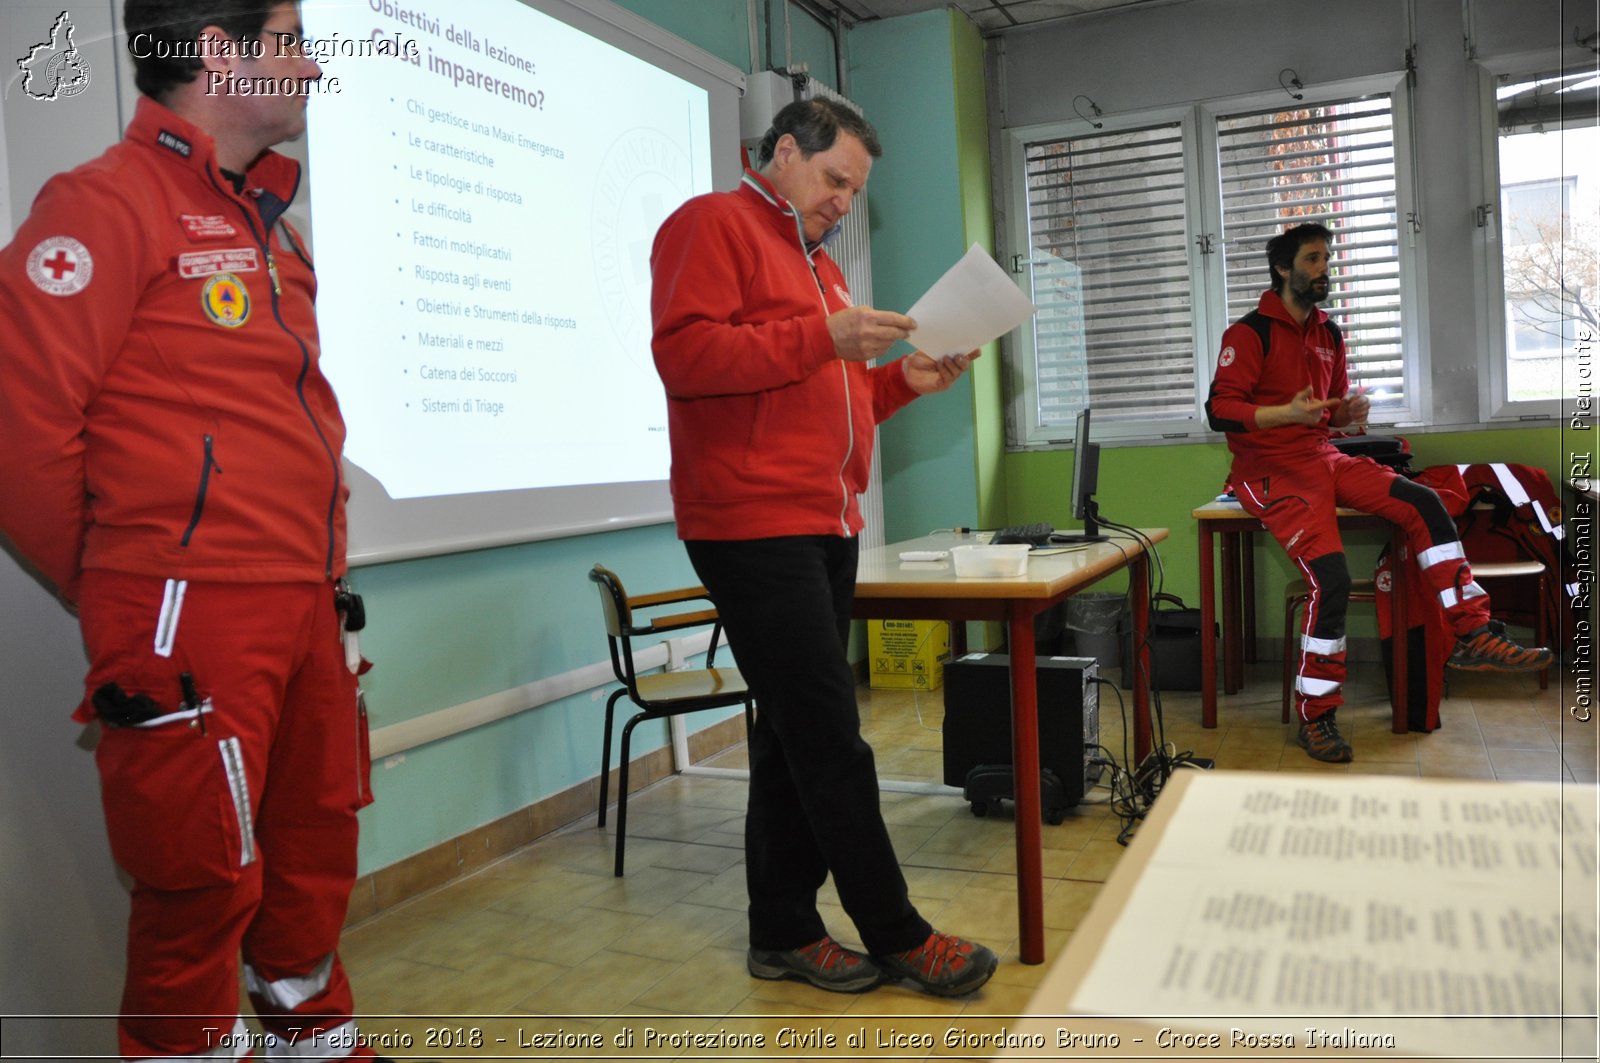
left=25, top=236, right=93, bottom=296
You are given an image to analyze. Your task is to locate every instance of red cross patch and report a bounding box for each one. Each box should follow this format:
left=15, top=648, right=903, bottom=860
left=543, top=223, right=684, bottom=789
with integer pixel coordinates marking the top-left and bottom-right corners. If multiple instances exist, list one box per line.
left=25, top=236, right=93, bottom=296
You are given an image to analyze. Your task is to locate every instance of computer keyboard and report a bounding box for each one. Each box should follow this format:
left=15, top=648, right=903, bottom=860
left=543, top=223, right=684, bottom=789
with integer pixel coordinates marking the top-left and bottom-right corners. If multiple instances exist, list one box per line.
left=991, top=522, right=1055, bottom=547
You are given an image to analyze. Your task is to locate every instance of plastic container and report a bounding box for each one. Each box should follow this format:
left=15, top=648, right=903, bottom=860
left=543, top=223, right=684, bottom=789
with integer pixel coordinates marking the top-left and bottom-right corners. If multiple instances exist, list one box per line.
left=950, top=544, right=1030, bottom=578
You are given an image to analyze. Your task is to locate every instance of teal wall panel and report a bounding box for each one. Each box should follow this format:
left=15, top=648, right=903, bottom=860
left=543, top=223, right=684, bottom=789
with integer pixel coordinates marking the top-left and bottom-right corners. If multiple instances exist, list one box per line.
left=850, top=11, right=981, bottom=542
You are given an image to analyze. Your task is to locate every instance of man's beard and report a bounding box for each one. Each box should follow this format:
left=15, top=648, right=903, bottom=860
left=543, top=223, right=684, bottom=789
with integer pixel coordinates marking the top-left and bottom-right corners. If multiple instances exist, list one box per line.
left=1291, top=271, right=1329, bottom=304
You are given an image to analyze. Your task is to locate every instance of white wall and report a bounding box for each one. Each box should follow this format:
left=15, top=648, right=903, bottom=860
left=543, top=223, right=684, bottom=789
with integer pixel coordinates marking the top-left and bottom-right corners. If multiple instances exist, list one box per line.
left=2, top=2, right=129, bottom=1055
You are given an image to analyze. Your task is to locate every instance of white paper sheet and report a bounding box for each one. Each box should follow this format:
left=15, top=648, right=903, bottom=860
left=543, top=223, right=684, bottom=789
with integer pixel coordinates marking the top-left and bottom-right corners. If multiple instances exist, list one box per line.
left=1066, top=772, right=1598, bottom=1059
left=905, top=243, right=1037, bottom=358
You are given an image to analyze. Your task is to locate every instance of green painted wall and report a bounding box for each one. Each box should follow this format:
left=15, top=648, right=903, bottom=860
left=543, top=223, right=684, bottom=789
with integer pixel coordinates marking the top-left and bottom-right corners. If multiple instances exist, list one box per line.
left=850, top=10, right=984, bottom=541
left=951, top=16, right=1005, bottom=532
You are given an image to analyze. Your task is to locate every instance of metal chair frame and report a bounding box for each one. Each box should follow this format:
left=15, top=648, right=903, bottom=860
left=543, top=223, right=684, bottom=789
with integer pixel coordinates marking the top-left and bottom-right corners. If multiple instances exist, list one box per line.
left=588, top=564, right=753, bottom=876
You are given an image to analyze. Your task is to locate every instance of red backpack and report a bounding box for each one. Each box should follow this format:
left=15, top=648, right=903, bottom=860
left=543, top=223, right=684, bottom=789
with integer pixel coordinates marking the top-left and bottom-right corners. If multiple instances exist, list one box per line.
left=1375, top=462, right=1568, bottom=732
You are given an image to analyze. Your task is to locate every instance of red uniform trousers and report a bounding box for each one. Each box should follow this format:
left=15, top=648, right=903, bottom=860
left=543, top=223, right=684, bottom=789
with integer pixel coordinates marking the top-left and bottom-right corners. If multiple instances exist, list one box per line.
left=78, top=571, right=374, bottom=1061
left=1232, top=450, right=1493, bottom=722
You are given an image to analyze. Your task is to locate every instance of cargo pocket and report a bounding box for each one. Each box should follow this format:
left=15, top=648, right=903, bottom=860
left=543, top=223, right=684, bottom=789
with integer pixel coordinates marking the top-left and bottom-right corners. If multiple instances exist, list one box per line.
left=95, top=717, right=248, bottom=890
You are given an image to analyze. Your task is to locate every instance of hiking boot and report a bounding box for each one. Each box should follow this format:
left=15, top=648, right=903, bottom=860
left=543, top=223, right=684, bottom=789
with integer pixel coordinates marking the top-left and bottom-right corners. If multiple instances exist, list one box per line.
left=1296, top=712, right=1353, bottom=763
left=747, top=935, right=883, bottom=993
left=1448, top=621, right=1553, bottom=673
left=875, top=930, right=998, bottom=997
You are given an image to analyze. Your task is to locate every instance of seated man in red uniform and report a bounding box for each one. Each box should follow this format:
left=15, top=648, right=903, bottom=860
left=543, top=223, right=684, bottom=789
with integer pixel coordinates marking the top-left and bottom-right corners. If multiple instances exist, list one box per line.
left=1206, top=222, right=1551, bottom=763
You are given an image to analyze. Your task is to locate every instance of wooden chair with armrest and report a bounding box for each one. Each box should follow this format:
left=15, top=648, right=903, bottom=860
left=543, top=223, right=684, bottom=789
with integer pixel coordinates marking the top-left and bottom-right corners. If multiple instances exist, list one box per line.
left=588, top=564, right=753, bottom=877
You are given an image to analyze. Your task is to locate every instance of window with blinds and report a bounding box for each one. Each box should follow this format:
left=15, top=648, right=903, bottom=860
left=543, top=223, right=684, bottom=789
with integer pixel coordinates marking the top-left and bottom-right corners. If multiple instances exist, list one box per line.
left=1022, top=122, right=1197, bottom=428
left=1216, top=95, right=1405, bottom=406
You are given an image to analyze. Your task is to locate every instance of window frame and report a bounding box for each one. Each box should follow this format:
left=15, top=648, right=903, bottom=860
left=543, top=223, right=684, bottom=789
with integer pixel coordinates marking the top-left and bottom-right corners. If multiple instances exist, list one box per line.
left=1473, top=53, right=1595, bottom=422
left=1002, top=73, right=1424, bottom=447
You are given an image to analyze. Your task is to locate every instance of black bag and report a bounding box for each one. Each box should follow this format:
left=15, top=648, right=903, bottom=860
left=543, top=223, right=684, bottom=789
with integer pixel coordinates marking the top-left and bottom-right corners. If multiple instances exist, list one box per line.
left=1330, top=433, right=1414, bottom=474
left=1120, top=593, right=1210, bottom=691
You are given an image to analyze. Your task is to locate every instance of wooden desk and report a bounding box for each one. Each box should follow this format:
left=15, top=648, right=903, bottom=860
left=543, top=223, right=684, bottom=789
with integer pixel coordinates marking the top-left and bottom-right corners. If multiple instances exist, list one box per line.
left=854, top=529, right=1167, bottom=966
left=1193, top=502, right=1409, bottom=733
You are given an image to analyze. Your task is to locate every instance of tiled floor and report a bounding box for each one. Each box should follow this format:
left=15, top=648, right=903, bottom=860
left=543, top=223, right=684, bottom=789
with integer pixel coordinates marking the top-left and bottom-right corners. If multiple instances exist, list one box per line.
left=336, top=659, right=1593, bottom=1058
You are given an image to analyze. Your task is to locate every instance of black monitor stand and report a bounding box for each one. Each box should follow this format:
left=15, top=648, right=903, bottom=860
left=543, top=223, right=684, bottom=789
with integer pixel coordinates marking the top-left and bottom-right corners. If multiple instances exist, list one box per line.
left=1047, top=502, right=1108, bottom=544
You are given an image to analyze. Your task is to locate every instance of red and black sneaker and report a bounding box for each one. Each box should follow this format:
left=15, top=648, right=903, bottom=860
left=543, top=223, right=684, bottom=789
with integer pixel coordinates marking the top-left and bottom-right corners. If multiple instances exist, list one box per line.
left=1448, top=621, right=1553, bottom=673
left=875, top=930, right=997, bottom=997
left=747, top=935, right=883, bottom=993
left=1296, top=712, right=1353, bottom=763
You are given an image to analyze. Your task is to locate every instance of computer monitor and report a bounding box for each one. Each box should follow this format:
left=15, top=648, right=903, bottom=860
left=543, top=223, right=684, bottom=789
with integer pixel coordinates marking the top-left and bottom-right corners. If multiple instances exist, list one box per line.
left=1053, top=407, right=1107, bottom=543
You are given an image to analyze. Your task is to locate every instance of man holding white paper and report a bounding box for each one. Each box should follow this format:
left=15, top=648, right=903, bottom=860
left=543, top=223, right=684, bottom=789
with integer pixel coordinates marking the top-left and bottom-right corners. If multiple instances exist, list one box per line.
left=650, top=97, right=996, bottom=998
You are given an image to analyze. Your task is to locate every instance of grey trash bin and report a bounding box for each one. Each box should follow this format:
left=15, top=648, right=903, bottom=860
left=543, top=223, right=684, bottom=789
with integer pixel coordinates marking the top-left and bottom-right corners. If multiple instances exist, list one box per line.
left=1064, top=592, right=1125, bottom=670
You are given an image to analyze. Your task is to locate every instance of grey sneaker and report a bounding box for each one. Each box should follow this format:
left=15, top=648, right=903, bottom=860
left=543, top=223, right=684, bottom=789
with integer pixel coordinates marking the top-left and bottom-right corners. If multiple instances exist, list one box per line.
left=875, top=930, right=998, bottom=997
left=747, top=935, right=883, bottom=993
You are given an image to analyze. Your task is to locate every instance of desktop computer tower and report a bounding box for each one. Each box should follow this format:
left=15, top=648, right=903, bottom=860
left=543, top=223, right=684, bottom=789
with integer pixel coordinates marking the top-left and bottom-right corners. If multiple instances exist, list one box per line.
left=941, top=653, right=1101, bottom=822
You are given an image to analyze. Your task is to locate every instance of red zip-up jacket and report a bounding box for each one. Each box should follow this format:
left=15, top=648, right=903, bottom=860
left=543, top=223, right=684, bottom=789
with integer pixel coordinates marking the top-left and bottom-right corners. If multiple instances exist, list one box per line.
left=1205, top=289, right=1348, bottom=477
left=0, top=97, right=347, bottom=601
left=650, top=170, right=918, bottom=540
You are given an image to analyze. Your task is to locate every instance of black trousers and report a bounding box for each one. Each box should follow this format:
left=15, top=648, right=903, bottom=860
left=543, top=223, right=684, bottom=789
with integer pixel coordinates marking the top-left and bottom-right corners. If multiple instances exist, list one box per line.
left=686, top=535, right=930, bottom=955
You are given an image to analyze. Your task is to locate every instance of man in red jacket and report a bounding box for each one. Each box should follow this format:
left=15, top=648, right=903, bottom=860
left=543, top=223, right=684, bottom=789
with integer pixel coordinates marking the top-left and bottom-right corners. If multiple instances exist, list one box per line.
left=1206, top=222, right=1552, bottom=763
left=651, top=98, right=997, bottom=997
left=0, top=3, right=385, bottom=1059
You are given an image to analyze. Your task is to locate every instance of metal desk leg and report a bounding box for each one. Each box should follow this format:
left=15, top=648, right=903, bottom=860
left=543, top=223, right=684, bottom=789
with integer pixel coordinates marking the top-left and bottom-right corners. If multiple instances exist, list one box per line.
left=1200, top=521, right=1218, bottom=728
left=1391, top=532, right=1409, bottom=734
left=1007, top=610, right=1045, bottom=965
left=1130, top=552, right=1153, bottom=761
left=1242, top=530, right=1258, bottom=664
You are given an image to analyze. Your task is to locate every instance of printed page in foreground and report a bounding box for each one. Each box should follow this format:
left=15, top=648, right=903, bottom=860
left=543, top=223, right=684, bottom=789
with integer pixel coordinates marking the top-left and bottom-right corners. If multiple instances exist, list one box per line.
left=1066, top=772, right=1597, bottom=1059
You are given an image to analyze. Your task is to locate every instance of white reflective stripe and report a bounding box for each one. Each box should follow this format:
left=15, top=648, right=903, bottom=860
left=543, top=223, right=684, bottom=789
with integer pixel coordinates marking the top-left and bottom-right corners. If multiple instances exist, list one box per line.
left=1570, top=582, right=1584, bottom=598
left=245, top=953, right=334, bottom=1012
left=259, top=1021, right=359, bottom=1062
left=1489, top=462, right=1558, bottom=535
left=1488, top=463, right=1532, bottom=507
left=153, top=578, right=187, bottom=658
left=1418, top=541, right=1465, bottom=569
left=1296, top=675, right=1342, bottom=697
left=1440, top=582, right=1487, bottom=609
left=219, top=737, right=256, bottom=867
left=131, top=697, right=214, bottom=730
left=1552, top=523, right=1566, bottom=541
left=1302, top=634, right=1346, bottom=656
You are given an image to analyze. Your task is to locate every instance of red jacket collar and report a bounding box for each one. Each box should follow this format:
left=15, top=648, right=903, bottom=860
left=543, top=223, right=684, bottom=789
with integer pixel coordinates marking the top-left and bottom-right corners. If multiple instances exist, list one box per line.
left=126, top=95, right=302, bottom=205
left=739, top=167, right=790, bottom=211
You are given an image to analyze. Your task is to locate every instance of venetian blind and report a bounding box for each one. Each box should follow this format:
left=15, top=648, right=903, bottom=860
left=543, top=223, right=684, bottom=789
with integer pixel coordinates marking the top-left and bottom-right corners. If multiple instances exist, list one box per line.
left=1022, top=122, right=1196, bottom=427
left=1216, top=95, right=1405, bottom=403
